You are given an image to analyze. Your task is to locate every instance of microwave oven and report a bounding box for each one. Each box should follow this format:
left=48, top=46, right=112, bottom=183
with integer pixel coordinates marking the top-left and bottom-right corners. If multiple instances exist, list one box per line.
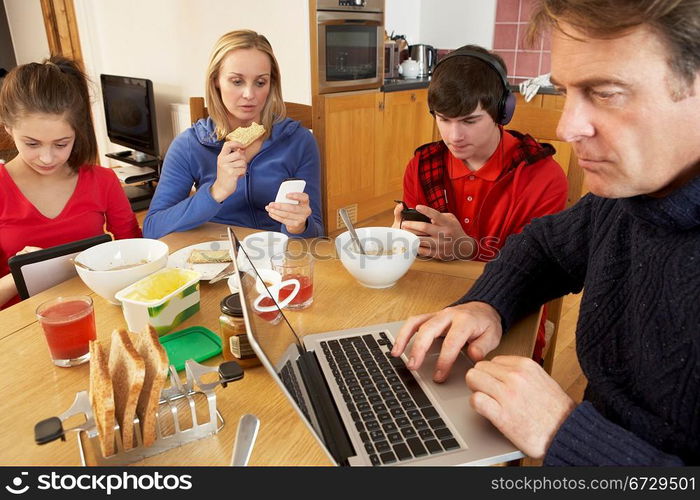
left=384, top=40, right=400, bottom=79
left=316, top=0, right=384, bottom=94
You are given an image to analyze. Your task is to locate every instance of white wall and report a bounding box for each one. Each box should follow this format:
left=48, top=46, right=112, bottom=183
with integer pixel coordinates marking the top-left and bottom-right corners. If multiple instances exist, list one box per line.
left=73, top=0, right=311, bottom=161
left=4, top=0, right=49, bottom=64
left=420, top=0, right=496, bottom=49
left=5, top=0, right=498, bottom=162
left=386, top=0, right=496, bottom=49
left=385, top=0, right=421, bottom=45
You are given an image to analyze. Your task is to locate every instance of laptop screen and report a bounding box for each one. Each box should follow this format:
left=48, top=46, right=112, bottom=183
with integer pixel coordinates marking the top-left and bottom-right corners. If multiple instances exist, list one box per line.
left=232, top=234, right=303, bottom=365
left=229, top=229, right=331, bottom=450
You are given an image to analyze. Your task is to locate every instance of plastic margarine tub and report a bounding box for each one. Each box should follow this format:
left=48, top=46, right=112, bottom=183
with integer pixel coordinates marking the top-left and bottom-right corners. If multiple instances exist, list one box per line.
left=115, top=267, right=201, bottom=336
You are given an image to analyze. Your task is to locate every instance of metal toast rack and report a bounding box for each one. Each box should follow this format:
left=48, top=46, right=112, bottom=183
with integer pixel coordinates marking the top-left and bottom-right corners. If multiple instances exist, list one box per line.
left=34, top=360, right=244, bottom=466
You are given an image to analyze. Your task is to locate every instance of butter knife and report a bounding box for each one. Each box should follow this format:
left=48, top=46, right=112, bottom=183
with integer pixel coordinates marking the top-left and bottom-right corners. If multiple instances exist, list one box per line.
left=208, top=261, right=237, bottom=284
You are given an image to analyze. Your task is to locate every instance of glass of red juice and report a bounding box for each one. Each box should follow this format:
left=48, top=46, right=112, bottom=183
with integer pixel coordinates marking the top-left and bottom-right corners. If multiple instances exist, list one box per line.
left=271, top=250, right=314, bottom=310
left=36, top=296, right=96, bottom=367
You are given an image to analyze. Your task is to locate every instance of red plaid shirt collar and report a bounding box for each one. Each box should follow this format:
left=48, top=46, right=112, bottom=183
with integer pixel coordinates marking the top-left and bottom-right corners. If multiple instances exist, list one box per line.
left=416, top=130, right=556, bottom=212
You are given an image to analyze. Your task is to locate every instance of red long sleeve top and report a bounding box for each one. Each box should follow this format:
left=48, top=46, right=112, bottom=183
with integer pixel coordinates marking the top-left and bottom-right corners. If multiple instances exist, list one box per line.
left=1, top=163, right=142, bottom=309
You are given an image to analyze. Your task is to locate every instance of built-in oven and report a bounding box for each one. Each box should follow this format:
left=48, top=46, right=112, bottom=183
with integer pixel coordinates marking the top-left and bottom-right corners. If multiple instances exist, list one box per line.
left=316, top=0, right=384, bottom=94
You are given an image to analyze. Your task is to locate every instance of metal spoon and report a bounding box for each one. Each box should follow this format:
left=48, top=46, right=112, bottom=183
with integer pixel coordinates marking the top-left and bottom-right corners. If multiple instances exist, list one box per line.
left=339, top=207, right=365, bottom=255
left=70, top=258, right=97, bottom=272
left=230, top=414, right=260, bottom=466
left=71, top=258, right=144, bottom=272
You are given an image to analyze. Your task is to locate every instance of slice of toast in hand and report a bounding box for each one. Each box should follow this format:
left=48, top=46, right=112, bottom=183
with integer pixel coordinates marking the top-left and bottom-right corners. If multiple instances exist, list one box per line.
left=225, top=122, right=266, bottom=147
left=108, top=329, right=145, bottom=451
left=133, top=326, right=169, bottom=447
left=89, top=339, right=116, bottom=457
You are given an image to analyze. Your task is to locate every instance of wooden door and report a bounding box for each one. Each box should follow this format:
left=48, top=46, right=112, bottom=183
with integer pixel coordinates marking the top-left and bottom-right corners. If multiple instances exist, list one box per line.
left=40, top=0, right=83, bottom=65
left=321, top=91, right=383, bottom=229
left=376, top=89, right=434, bottom=197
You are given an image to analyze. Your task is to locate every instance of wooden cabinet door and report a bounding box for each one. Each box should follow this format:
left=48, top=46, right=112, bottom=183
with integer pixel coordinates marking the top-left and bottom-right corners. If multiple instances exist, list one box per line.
left=321, top=91, right=383, bottom=228
left=376, top=89, right=434, bottom=196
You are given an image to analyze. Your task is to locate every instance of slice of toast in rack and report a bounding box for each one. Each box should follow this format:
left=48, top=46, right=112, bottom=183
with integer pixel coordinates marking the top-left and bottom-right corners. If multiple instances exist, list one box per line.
left=133, top=326, right=169, bottom=447
left=108, top=328, right=145, bottom=451
left=89, top=339, right=116, bottom=457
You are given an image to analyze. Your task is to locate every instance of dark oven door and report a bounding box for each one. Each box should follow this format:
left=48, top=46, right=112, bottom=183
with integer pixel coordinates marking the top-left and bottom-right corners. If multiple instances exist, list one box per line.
left=317, top=11, right=383, bottom=94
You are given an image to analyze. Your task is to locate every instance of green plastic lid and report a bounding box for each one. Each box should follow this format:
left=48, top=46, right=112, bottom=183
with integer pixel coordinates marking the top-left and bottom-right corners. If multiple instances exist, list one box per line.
left=159, top=326, right=222, bottom=371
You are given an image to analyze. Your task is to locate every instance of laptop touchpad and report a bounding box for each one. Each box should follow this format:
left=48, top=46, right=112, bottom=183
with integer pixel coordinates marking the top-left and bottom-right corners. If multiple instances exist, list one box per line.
left=413, top=340, right=475, bottom=402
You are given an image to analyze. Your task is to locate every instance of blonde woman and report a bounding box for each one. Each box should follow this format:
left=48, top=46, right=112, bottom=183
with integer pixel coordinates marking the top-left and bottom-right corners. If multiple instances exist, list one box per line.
left=144, top=30, right=323, bottom=238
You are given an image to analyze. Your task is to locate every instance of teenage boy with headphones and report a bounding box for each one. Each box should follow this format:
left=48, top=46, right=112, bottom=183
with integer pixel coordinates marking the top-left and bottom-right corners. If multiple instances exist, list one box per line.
left=393, top=45, right=567, bottom=263
left=393, top=45, right=568, bottom=362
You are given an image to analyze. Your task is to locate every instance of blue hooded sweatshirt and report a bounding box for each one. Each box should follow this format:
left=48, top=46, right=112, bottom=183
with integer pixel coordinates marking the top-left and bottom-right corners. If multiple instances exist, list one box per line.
left=143, top=116, right=323, bottom=239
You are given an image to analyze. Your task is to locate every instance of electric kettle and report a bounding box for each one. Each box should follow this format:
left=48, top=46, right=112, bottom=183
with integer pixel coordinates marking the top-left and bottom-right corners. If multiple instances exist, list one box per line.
left=409, top=44, right=437, bottom=77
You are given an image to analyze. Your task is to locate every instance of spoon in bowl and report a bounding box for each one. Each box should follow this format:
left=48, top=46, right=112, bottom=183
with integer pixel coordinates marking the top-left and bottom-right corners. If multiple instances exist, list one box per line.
left=71, top=258, right=144, bottom=272
left=339, top=207, right=365, bottom=255
left=71, top=258, right=97, bottom=272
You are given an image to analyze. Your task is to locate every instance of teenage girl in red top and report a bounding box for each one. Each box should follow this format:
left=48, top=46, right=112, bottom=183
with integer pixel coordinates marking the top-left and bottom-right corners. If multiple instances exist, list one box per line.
left=0, top=57, right=141, bottom=309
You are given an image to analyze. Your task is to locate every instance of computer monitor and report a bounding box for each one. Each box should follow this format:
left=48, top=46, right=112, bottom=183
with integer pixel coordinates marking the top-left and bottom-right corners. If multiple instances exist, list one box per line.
left=100, top=74, right=159, bottom=158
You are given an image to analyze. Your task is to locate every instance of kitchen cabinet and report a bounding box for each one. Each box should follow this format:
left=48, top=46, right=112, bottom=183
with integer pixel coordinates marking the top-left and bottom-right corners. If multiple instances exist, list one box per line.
left=315, top=88, right=435, bottom=232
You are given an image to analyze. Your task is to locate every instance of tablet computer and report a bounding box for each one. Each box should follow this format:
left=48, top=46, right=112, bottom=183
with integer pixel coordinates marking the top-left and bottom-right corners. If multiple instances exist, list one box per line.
left=8, top=234, right=113, bottom=299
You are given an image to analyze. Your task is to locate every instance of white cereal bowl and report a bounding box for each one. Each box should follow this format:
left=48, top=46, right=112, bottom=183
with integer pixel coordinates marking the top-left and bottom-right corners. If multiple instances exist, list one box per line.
left=74, top=238, right=169, bottom=304
left=335, top=227, right=419, bottom=288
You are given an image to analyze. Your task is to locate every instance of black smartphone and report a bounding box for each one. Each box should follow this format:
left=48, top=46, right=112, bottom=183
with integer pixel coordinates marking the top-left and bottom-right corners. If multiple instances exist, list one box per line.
left=401, top=208, right=431, bottom=223
left=395, top=200, right=431, bottom=223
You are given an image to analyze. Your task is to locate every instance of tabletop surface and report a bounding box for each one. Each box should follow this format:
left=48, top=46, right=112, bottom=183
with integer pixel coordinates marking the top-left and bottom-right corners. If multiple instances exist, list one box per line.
left=0, top=223, right=538, bottom=466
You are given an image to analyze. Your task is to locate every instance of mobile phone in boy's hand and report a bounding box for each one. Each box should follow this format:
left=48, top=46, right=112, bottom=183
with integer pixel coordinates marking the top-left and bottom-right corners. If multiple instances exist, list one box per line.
left=401, top=208, right=431, bottom=223
left=275, top=178, right=306, bottom=204
left=395, top=200, right=431, bottom=223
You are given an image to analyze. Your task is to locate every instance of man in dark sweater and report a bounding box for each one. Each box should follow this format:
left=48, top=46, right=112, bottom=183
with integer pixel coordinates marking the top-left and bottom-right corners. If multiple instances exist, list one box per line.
left=392, top=0, right=700, bottom=465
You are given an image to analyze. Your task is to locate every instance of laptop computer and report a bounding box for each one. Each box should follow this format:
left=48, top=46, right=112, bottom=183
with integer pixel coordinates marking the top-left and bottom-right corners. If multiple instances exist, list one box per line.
left=229, top=227, right=523, bottom=466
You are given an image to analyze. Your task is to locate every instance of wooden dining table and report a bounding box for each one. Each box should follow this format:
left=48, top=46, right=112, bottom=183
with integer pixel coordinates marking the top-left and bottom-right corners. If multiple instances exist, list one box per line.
left=0, top=223, right=539, bottom=466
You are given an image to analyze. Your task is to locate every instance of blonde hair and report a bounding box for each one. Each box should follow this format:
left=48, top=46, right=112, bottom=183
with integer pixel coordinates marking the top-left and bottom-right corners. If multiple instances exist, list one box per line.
left=205, top=30, right=286, bottom=141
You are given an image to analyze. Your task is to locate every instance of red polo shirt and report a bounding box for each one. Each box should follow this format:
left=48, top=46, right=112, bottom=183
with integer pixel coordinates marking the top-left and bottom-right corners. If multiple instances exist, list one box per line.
left=403, top=129, right=567, bottom=261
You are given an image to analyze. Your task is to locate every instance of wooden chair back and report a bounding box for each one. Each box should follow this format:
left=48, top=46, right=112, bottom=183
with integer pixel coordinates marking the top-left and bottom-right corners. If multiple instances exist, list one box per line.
left=506, top=94, right=586, bottom=373
left=189, top=97, right=208, bottom=124
left=189, top=97, right=313, bottom=130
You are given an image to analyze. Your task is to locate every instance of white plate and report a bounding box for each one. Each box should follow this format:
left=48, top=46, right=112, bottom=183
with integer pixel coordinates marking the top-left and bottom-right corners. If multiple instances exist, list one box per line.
left=167, top=240, right=232, bottom=281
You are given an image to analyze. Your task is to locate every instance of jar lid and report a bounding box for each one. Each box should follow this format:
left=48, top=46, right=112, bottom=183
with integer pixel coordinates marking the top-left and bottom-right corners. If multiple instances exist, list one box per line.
left=220, top=293, right=243, bottom=316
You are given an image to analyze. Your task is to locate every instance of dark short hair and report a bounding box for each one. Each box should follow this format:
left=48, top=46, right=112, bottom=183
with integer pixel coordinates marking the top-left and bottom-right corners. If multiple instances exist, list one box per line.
left=528, top=0, right=700, bottom=95
left=428, top=45, right=508, bottom=123
left=0, top=56, right=97, bottom=170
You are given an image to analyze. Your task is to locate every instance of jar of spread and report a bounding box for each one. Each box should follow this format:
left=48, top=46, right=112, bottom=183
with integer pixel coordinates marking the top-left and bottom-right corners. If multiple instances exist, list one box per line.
left=219, top=293, right=258, bottom=365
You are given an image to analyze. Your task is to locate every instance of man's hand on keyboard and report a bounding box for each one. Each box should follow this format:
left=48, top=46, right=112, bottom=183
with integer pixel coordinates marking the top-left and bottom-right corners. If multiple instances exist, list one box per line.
left=391, top=302, right=503, bottom=383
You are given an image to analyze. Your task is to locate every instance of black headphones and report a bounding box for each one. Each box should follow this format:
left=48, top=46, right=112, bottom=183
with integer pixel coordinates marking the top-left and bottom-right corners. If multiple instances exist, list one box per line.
left=433, top=47, right=516, bottom=125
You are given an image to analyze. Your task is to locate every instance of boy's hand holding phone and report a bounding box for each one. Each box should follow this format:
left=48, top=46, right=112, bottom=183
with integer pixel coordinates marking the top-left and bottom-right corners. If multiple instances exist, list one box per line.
left=393, top=201, right=476, bottom=261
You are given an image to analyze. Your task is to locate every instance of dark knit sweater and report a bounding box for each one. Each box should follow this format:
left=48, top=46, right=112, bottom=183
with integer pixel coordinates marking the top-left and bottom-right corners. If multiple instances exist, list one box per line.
left=460, top=174, right=700, bottom=465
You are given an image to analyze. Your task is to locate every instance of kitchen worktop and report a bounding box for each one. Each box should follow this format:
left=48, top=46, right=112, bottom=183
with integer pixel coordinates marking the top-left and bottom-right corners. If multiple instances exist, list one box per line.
left=382, top=77, right=430, bottom=92
left=509, top=84, right=558, bottom=95
left=382, top=78, right=557, bottom=95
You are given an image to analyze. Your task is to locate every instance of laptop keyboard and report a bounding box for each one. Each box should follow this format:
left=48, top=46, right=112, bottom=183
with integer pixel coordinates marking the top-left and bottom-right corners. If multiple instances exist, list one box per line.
left=320, top=332, right=461, bottom=465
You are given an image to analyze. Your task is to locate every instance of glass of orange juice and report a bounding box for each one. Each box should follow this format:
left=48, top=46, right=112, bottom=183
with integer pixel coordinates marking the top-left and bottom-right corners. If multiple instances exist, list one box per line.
left=36, top=296, right=96, bottom=367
